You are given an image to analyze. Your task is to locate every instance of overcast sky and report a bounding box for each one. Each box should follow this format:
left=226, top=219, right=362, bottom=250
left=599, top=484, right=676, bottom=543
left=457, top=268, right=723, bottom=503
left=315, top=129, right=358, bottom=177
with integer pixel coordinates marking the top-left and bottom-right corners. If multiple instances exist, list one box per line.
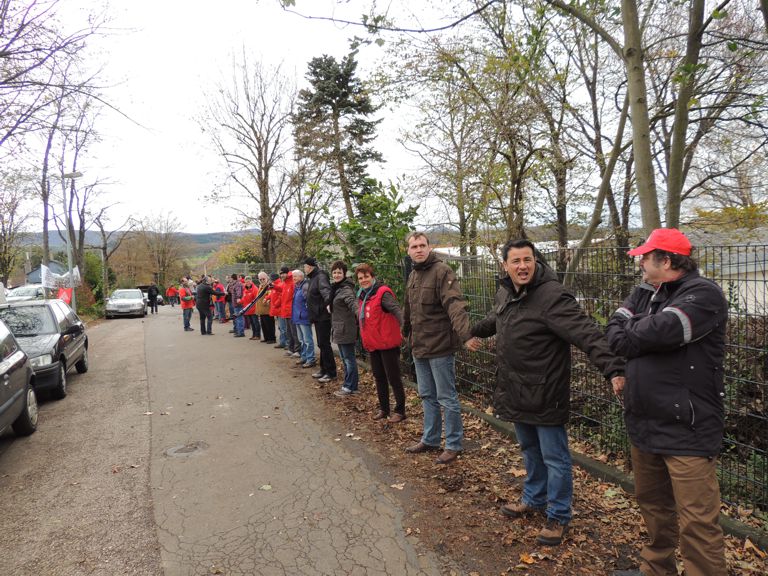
left=69, top=0, right=421, bottom=233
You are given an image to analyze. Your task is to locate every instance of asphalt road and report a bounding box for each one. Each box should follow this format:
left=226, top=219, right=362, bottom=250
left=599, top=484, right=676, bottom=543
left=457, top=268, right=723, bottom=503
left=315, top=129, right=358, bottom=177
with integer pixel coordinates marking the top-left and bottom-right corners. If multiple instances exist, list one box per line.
left=0, top=304, right=453, bottom=576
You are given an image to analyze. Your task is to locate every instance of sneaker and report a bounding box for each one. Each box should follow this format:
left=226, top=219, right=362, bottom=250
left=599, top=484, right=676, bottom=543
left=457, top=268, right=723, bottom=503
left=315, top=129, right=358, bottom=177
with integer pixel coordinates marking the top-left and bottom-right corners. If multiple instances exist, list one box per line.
left=294, top=359, right=305, bottom=365
left=536, top=520, right=568, bottom=546
left=291, top=352, right=301, bottom=358
left=333, top=388, right=354, bottom=397
left=234, top=333, right=245, bottom=338
left=283, top=350, right=294, bottom=357
left=317, top=375, right=336, bottom=383
left=301, top=361, right=316, bottom=368
left=311, top=371, right=325, bottom=379
left=500, top=502, right=546, bottom=519
left=274, top=344, right=285, bottom=349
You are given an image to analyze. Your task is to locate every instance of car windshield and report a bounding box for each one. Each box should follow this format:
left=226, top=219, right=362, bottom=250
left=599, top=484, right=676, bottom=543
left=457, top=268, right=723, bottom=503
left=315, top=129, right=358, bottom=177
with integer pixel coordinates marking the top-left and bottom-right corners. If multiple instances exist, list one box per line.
left=111, top=290, right=143, bottom=300
left=0, top=306, right=56, bottom=336
left=8, top=285, right=40, bottom=297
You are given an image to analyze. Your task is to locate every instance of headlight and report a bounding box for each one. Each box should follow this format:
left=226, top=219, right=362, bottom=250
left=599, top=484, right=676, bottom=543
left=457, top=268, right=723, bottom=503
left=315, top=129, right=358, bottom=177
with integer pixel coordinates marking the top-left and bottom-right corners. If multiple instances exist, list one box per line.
left=30, top=354, right=53, bottom=368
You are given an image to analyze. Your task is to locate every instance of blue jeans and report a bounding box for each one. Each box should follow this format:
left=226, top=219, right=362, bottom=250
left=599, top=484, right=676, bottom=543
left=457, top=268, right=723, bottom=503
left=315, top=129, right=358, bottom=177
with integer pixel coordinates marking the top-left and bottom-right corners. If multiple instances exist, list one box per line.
left=413, top=355, right=463, bottom=452
left=337, top=343, right=359, bottom=391
left=277, top=317, right=288, bottom=347
left=215, top=301, right=226, bottom=321
left=296, top=323, right=314, bottom=363
left=513, top=423, right=573, bottom=525
left=233, top=305, right=245, bottom=335
left=182, top=308, right=193, bottom=329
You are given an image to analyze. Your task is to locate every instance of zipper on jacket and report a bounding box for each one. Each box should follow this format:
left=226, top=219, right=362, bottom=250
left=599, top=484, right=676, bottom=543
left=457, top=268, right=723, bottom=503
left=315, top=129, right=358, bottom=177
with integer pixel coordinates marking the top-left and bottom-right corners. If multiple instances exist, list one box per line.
left=688, top=399, right=696, bottom=430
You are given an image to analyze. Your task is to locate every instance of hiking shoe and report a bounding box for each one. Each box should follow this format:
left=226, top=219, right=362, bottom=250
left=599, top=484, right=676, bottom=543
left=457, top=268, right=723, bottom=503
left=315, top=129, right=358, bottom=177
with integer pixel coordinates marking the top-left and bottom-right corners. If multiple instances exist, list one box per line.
left=284, top=350, right=294, bottom=357
left=294, top=359, right=305, bottom=365
left=311, top=371, right=325, bottom=379
left=301, top=361, right=316, bottom=368
left=333, top=388, right=356, bottom=397
left=318, top=375, right=336, bottom=383
left=291, top=352, right=301, bottom=358
left=536, top=520, right=568, bottom=546
left=500, top=502, right=546, bottom=519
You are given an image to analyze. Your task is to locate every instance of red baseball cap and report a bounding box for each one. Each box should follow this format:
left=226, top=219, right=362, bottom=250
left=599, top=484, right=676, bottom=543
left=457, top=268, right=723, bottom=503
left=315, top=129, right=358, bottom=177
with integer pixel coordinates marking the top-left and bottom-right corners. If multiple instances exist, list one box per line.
left=627, top=228, right=692, bottom=256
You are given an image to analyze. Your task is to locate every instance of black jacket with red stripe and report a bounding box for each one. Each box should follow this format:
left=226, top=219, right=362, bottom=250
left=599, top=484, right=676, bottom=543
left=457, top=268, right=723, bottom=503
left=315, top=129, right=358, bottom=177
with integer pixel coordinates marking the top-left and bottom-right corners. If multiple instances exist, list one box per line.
left=606, top=270, right=728, bottom=457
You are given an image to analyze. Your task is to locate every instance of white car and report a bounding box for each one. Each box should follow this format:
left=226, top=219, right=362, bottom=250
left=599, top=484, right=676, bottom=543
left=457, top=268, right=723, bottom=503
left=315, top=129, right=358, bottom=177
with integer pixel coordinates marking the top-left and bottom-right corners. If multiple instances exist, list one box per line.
left=105, top=289, right=147, bottom=318
left=6, top=284, right=45, bottom=303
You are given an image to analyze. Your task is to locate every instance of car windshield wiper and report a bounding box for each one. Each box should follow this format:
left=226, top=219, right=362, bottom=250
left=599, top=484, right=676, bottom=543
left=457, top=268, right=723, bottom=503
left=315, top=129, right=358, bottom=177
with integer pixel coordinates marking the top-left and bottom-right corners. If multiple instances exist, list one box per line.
left=15, top=333, right=38, bottom=337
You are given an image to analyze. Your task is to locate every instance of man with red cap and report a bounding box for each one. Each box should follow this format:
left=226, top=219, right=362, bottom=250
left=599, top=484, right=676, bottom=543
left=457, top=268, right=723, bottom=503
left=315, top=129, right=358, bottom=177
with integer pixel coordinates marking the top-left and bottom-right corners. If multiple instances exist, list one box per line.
left=606, top=228, right=728, bottom=576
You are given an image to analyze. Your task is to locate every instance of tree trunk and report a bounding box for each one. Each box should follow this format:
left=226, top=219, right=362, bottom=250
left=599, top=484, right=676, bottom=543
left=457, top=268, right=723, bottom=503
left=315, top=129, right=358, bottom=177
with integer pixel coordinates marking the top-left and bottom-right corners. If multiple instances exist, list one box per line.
left=621, top=0, right=661, bottom=233
left=332, top=113, right=354, bottom=220
left=665, top=0, right=705, bottom=228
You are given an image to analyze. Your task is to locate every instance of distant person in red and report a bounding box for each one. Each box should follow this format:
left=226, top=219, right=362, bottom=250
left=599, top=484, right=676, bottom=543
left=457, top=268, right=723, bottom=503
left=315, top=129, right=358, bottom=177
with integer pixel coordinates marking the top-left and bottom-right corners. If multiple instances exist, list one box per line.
left=255, top=272, right=276, bottom=343
left=268, top=272, right=284, bottom=348
left=179, top=280, right=195, bottom=331
left=239, top=276, right=260, bottom=340
left=165, top=285, right=178, bottom=307
left=279, top=266, right=299, bottom=357
left=212, top=277, right=227, bottom=322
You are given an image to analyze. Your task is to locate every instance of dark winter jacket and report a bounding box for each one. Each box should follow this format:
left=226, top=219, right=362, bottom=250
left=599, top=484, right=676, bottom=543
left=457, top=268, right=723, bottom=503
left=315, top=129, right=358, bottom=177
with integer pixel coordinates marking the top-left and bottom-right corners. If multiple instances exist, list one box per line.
left=306, top=267, right=332, bottom=322
left=471, top=261, right=624, bottom=426
left=330, top=278, right=358, bottom=344
left=403, top=252, right=472, bottom=359
left=606, top=270, right=727, bottom=456
left=195, top=283, right=225, bottom=311
left=147, top=285, right=159, bottom=299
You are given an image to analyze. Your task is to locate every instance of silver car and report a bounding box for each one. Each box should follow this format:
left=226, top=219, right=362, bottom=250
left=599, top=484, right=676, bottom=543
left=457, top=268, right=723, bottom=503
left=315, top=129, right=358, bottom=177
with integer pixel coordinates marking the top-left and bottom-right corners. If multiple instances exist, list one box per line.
left=105, top=289, right=147, bottom=319
left=6, top=284, right=45, bottom=303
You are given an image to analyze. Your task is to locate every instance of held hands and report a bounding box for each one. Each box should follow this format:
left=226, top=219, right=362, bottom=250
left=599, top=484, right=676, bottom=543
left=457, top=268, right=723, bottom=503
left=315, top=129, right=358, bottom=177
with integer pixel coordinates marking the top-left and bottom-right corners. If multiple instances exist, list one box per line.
left=465, top=337, right=483, bottom=352
left=611, top=376, right=626, bottom=404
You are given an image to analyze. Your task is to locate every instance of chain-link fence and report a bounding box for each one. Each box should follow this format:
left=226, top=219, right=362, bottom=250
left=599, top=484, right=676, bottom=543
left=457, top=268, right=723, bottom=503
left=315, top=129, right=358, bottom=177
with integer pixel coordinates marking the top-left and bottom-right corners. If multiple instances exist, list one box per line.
left=377, top=246, right=767, bottom=511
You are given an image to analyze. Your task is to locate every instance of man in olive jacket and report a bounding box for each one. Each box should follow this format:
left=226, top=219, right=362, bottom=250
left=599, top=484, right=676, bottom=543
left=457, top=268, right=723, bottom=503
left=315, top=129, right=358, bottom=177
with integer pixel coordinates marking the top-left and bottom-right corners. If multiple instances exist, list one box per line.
left=403, top=231, right=473, bottom=465
left=467, top=239, right=624, bottom=546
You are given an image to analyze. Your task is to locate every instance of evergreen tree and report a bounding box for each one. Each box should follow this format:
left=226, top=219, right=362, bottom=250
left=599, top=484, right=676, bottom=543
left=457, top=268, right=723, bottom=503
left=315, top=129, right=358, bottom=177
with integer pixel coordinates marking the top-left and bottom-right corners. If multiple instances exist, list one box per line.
left=293, top=53, right=383, bottom=220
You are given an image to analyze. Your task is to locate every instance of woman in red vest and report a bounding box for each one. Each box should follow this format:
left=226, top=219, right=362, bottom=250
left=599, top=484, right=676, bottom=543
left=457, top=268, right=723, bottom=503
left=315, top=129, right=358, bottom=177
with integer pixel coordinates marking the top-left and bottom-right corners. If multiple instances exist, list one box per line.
left=239, top=276, right=260, bottom=340
left=356, top=263, right=406, bottom=423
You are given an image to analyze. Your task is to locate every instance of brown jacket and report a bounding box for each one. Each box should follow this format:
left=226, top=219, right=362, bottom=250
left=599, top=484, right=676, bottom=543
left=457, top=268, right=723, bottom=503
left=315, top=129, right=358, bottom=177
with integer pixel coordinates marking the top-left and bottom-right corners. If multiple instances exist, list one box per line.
left=403, top=252, right=472, bottom=359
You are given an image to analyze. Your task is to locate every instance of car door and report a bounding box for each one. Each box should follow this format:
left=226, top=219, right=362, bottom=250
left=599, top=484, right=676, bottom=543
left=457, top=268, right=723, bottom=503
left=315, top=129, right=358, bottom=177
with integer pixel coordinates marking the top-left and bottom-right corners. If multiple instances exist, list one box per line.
left=0, top=320, right=27, bottom=432
left=57, top=301, right=86, bottom=363
left=49, top=301, right=75, bottom=364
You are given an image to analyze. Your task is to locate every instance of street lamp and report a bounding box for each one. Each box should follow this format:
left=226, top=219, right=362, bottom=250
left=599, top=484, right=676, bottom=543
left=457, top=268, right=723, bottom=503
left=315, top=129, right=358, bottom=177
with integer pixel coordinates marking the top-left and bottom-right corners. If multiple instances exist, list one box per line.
left=60, top=171, right=82, bottom=310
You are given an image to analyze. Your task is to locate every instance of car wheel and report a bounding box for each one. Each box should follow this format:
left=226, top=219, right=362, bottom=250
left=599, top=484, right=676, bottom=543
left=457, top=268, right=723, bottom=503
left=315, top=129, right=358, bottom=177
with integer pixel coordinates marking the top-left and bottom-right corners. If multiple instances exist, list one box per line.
left=75, top=348, right=89, bottom=373
left=50, top=361, right=68, bottom=400
left=106, top=314, right=112, bottom=319
left=12, top=383, right=38, bottom=436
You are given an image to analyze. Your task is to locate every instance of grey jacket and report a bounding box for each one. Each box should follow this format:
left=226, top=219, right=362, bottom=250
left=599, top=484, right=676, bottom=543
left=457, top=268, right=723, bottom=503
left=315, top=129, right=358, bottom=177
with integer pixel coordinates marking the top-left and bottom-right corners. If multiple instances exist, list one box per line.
left=331, top=279, right=358, bottom=344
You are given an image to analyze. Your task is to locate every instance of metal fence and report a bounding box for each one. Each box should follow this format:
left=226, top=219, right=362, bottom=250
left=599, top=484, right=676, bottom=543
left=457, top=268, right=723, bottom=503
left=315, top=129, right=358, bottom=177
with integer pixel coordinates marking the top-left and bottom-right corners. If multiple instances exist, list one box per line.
left=377, top=246, right=767, bottom=512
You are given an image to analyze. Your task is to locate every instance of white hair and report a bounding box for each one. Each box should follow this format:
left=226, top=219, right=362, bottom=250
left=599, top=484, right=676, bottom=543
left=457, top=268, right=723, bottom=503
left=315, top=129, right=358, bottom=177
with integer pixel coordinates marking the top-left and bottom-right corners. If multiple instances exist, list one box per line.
left=258, top=271, right=269, bottom=281
left=292, top=269, right=304, bottom=278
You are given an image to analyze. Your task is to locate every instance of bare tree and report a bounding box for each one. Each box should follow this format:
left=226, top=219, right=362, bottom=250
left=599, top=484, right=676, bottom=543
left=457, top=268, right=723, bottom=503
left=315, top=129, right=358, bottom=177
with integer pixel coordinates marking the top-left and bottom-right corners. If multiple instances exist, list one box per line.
left=137, top=214, right=187, bottom=288
left=91, top=207, right=134, bottom=298
left=202, top=53, right=295, bottom=262
left=0, top=168, right=34, bottom=284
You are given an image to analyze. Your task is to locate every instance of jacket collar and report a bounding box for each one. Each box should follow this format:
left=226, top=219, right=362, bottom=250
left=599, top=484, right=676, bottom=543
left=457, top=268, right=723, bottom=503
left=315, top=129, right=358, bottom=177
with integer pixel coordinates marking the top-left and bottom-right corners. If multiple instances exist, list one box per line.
left=412, top=251, right=439, bottom=271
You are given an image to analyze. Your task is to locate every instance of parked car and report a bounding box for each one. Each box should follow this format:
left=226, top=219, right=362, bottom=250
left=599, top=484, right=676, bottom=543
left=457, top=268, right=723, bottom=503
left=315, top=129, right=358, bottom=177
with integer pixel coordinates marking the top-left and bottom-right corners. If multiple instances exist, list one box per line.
left=0, top=317, right=38, bottom=437
left=0, top=300, right=88, bottom=400
left=105, top=288, right=147, bottom=318
left=5, top=284, right=45, bottom=303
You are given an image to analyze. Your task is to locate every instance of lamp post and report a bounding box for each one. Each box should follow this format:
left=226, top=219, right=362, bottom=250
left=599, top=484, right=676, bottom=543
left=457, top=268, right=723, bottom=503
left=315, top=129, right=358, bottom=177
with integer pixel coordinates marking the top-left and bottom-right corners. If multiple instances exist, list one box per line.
left=60, top=171, right=82, bottom=310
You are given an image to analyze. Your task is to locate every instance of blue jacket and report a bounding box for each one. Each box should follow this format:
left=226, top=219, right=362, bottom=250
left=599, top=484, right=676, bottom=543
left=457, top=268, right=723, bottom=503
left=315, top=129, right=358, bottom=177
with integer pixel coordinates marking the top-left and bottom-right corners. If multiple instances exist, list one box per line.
left=292, top=279, right=311, bottom=325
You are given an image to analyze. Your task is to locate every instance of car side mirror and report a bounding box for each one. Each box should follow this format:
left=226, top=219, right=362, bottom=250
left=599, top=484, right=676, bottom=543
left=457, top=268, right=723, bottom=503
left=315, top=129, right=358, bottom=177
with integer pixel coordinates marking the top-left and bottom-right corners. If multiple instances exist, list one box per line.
left=64, top=324, right=83, bottom=336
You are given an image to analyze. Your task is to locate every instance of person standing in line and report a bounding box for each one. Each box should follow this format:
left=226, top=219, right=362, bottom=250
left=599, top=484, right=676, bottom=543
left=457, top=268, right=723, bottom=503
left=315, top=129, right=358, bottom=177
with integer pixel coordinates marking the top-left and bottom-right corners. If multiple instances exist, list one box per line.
left=279, top=266, right=300, bottom=359
left=212, top=277, right=227, bottom=322
left=165, top=285, right=178, bottom=307
left=255, top=271, right=276, bottom=343
left=230, top=273, right=245, bottom=337
left=225, top=275, right=237, bottom=322
left=179, top=279, right=195, bottom=331
left=147, top=282, right=159, bottom=314
left=239, top=276, right=260, bottom=340
left=403, top=231, right=473, bottom=465
left=606, top=229, right=728, bottom=576
left=291, top=269, right=315, bottom=367
left=467, top=239, right=624, bottom=546
left=196, top=276, right=225, bottom=335
left=355, top=263, right=406, bottom=423
left=329, top=261, right=359, bottom=392
left=269, top=271, right=285, bottom=348
left=304, top=257, right=337, bottom=382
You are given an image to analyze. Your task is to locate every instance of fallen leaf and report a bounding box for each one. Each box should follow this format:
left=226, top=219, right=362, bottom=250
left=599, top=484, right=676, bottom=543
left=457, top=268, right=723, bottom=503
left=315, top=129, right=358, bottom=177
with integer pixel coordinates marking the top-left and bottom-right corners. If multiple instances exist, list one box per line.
left=506, top=467, right=527, bottom=478
left=390, top=483, right=405, bottom=490
left=346, top=432, right=354, bottom=437
left=744, top=538, right=766, bottom=559
left=142, top=412, right=153, bottom=416
left=519, top=552, right=535, bottom=564
left=262, top=415, right=270, bottom=419
left=160, top=411, right=170, bottom=416
left=130, top=464, right=140, bottom=469
left=259, top=484, right=272, bottom=491
left=263, top=433, right=270, bottom=436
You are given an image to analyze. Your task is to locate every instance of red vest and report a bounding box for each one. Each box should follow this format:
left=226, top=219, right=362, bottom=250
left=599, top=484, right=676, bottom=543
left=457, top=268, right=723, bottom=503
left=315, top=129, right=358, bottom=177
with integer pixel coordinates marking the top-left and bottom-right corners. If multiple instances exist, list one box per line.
left=358, top=285, right=402, bottom=352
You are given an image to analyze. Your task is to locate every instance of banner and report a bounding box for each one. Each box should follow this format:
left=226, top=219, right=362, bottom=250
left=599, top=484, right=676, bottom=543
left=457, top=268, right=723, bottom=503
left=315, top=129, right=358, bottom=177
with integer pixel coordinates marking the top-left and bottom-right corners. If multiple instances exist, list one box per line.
left=57, top=287, right=73, bottom=304
left=41, top=264, right=81, bottom=290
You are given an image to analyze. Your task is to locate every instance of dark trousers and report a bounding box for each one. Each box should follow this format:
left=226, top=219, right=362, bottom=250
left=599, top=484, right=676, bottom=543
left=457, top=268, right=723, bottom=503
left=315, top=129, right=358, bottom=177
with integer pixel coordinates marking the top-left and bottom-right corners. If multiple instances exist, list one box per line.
left=246, top=315, right=260, bottom=338
left=313, top=319, right=336, bottom=377
left=197, top=307, right=213, bottom=334
left=369, top=347, right=405, bottom=416
left=260, top=315, right=276, bottom=342
left=182, top=308, right=193, bottom=329
left=287, top=318, right=299, bottom=352
left=148, top=298, right=158, bottom=314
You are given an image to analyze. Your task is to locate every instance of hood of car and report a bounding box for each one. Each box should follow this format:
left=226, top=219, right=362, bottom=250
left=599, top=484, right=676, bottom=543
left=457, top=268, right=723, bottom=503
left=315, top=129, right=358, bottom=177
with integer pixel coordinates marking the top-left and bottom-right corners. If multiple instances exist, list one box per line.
left=16, top=334, right=59, bottom=357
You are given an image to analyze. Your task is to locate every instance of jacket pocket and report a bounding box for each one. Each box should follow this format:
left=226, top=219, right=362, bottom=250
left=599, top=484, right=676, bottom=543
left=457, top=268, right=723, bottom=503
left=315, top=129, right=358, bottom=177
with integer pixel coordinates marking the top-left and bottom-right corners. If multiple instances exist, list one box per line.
left=510, top=371, right=547, bottom=413
left=655, top=386, right=694, bottom=428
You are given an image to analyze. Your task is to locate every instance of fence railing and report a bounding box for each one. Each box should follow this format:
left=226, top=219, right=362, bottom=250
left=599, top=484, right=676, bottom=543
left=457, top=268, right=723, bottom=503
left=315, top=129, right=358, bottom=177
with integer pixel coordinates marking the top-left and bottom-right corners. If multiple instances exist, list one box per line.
left=379, top=246, right=767, bottom=512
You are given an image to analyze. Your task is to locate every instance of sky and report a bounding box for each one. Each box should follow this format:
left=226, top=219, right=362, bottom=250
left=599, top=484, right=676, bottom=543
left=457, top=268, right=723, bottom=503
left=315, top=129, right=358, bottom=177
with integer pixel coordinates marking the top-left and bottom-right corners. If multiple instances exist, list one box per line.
left=66, top=0, right=423, bottom=233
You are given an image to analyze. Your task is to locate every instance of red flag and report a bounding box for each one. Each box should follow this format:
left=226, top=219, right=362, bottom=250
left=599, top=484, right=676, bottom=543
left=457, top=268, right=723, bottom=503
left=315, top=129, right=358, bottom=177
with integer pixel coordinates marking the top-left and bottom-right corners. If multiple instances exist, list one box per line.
left=57, top=287, right=72, bottom=304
